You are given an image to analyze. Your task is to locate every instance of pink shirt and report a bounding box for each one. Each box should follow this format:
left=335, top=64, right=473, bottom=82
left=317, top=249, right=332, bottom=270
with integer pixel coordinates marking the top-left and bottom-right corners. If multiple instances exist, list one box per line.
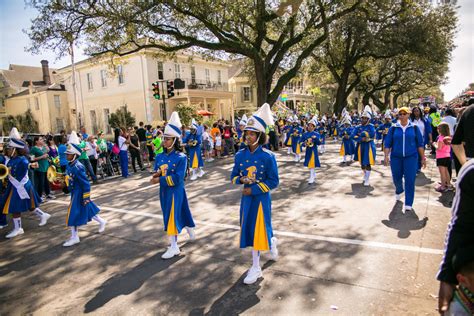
left=436, top=135, right=451, bottom=159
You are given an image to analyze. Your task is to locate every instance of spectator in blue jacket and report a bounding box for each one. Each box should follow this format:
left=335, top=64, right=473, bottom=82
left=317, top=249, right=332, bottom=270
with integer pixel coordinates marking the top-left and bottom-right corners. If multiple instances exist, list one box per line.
left=410, top=106, right=432, bottom=173
left=384, top=107, right=426, bottom=212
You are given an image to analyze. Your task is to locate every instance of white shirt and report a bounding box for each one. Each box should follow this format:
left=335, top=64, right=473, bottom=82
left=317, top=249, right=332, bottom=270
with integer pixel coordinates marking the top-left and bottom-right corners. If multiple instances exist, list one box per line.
left=118, top=136, right=128, bottom=150
left=215, top=136, right=222, bottom=147
left=86, top=141, right=96, bottom=157
left=442, top=116, right=456, bottom=136
left=412, top=118, right=425, bottom=137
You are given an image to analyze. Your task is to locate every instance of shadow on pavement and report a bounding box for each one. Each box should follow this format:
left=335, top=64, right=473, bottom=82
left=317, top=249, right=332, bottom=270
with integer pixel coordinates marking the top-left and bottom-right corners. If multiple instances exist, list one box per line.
left=345, top=183, right=375, bottom=199
left=189, top=261, right=275, bottom=316
left=437, top=190, right=454, bottom=208
left=84, top=253, right=183, bottom=313
left=381, top=201, right=428, bottom=238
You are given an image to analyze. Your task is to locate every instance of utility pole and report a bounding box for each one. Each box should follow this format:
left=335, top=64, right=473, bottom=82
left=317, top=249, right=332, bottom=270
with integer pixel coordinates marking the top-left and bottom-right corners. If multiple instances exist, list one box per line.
left=68, top=41, right=80, bottom=131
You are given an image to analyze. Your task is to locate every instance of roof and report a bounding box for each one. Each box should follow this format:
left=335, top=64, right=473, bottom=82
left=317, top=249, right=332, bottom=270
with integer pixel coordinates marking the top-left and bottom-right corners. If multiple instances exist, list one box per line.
left=0, top=64, right=59, bottom=89
left=6, top=83, right=66, bottom=99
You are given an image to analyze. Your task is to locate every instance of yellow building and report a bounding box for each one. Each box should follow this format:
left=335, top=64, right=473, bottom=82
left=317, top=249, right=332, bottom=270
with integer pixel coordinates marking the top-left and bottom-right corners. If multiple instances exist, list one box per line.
left=57, top=50, right=235, bottom=135
left=2, top=60, right=70, bottom=134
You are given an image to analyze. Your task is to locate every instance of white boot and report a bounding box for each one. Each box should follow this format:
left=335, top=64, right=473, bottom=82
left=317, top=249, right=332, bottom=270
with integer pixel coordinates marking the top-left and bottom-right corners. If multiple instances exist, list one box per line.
left=363, top=171, right=371, bottom=187
left=287, top=147, right=291, bottom=154
left=63, top=227, right=80, bottom=247
left=190, top=169, right=198, bottom=181
left=244, top=250, right=263, bottom=285
left=308, top=168, right=315, bottom=184
left=186, top=227, right=196, bottom=241
left=34, top=208, right=51, bottom=226
left=162, top=236, right=180, bottom=259
left=93, top=215, right=107, bottom=233
left=270, top=237, right=279, bottom=261
left=6, top=218, right=24, bottom=239
left=197, top=168, right=205, bottom=178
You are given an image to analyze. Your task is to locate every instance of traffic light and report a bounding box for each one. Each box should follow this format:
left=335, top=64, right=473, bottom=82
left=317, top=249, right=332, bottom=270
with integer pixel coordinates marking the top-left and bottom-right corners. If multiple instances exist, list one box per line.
left=152, top=82, right=160, bottom=99
left=167, top=80, right=175, bottom=98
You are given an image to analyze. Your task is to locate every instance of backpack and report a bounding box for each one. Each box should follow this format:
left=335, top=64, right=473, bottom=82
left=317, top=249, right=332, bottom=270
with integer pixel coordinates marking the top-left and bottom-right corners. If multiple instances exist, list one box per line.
left=112, top=143, right=120, bottom=154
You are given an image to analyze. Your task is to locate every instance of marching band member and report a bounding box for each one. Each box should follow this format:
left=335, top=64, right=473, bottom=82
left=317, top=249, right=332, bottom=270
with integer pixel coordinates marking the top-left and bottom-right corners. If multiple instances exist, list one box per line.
left=302, top=116, right=322, bottom=184
left=290, top=117, right=303, bottom=162
left=230, top=103, right=279, bottom=285
left=351, top=106, right=377, bottom=186
left=378, top=110, right=394, bottom=152
left=339, top=114, right=355, bottom=164
left=63, top=131, right=106, bottom=247
left=282, top=117, right=294, bottom=155
left=183, top=119, right=204, bottom=181
left=0, top=151, right=8, bottom=229
left=3, top=128, right=51, bottom=238
left=151, top=112, right=196, bottom=259
left=237, top=114, right=248, bottom=150
left=318, top=116, right=327, bottom=153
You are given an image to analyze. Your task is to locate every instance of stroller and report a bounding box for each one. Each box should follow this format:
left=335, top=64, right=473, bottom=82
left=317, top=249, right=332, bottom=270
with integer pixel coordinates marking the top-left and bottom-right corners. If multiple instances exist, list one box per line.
left=100, top=141, right=121, bottom=177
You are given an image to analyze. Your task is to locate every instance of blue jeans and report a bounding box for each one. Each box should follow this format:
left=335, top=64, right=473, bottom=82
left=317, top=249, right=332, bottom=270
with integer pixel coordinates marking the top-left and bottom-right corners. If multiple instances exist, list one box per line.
left=119, top=150, right=129, bottom=178
left=390, top=154, right=418, bottom=207
left=79, top=158, right=97, bottom=182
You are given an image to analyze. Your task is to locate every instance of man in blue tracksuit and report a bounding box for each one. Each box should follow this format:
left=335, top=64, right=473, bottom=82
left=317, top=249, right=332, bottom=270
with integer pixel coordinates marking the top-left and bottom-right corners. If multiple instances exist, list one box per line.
left=383, top=107, right=426, bottom=211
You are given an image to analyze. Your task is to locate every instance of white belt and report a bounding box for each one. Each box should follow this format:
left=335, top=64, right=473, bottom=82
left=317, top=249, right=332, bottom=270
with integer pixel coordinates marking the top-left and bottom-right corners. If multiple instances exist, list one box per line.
left=8, top=174, right=30, bottom=199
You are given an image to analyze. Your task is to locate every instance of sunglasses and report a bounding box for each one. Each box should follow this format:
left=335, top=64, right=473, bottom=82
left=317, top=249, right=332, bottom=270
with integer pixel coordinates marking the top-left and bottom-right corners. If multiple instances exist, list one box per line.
left=399, top=112, right=408, bottom=116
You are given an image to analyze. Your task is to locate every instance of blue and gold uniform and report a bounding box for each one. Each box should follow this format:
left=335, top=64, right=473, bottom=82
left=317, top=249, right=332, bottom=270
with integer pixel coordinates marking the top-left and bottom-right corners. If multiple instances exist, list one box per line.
left=236, top=129, right=247, bottom=150
left=290, top=125, right=303, bottom=155
left=155, top=150, right=195, bottom=235
left=2, top=156, right=41, bottom=215
left=378, top=122, right=393, bottom=151
left=339, top=126, right=355, bottom=156
left=317, top=125, right=327, bottom=145
left=182, top=132, right=203, bottom=169
left=301, top=131, right=321, bottom=168
left=0, top=154, right=8, bottom=226
left=351, top=124, right=376, bottom=166
left=65, top=159, right=101, bottom=226
left=283, top=124, right=293, bottom=147
left=230, top=146, right=279, bottom=250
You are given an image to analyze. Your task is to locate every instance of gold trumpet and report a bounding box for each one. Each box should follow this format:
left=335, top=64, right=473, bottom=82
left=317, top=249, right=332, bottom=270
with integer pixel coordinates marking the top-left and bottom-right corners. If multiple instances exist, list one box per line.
left=0, top=164, right=9, bottom=188
left=47, top=165, right=65, bottom=185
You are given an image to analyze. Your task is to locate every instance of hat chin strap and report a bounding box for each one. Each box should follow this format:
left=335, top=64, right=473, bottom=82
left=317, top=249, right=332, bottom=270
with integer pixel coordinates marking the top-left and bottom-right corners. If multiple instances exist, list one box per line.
left=166, top=138, right=177, bottom=150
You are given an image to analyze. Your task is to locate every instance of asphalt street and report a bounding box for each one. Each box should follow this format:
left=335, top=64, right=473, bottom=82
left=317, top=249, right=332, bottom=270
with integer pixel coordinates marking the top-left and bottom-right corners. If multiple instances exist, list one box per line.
left=0, top=142, right=454, bottom=315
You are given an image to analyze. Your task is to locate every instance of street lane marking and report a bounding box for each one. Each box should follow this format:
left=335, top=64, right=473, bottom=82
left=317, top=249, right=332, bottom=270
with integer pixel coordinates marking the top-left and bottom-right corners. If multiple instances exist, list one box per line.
left=46, top=200, right=443, bottom=255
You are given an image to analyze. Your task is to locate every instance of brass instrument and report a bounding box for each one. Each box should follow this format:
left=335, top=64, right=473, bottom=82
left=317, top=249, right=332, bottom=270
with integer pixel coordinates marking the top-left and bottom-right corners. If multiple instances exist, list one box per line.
left=306, top=138, right=314, bottom=148
left=188, top=140, right=198, bottom=146
left=47, top=165, right=65, bottom=185
left=233, top=134, right=239, bottom=141
left=292, top=130, right=300, bottom=137
left=0, top=164, right=9, bottom=189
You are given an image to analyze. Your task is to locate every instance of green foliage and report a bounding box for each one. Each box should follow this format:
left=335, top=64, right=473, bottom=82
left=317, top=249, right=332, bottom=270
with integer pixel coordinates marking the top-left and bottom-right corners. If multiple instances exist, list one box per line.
left=108, top=106, right=136, bottom=129
left=2, top=109, right=39, bottom=133
left=175, top=103, right=199, bottom=127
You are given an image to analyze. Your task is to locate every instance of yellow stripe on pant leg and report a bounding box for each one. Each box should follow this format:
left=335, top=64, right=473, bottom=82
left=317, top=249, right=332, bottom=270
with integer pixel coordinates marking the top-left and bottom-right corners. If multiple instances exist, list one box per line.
left=253, top=202, right=269, bottom=251
left=192, top=153, right=198, bottom=169
left=308, top=151, right=315, bottom=169
left=369, top=146, right=375, bottom=165
left=340, top=144, right=345, bottom=156
left=65, top=200, right=72, bottom=226
left=3, top=190, right=13, bottom=214
left=167, top=195, right=178, bottom=235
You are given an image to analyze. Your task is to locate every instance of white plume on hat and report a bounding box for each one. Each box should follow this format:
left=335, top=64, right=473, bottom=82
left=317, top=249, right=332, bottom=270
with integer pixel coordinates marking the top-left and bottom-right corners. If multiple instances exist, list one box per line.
left=239, top=114, right=248, bottom=126
left=191, top=118, right=199, bottom=129
left=8, top=127, right=26, bottom=148
left=308, top=115, right=318, bottom=126
left=164, top=111, right=183, bottom=138
left=321, top=115, right=327, bottom=123
left=362, top=105, right=373, bottom=118
left=244, top=103, right=274, bottom=133
left=384, top=109, right=392, bottom=119
left=66, top=131, right=82, bottom=155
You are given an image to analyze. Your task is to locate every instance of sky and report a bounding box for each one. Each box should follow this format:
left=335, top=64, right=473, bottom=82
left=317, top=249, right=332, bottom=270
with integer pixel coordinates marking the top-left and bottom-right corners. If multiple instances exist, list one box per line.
left=0, top=0, right=473, bottom=101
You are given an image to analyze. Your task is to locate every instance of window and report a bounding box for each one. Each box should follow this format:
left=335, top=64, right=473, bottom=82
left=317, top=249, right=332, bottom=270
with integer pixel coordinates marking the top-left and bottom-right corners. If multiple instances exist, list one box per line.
left=100, top=70, right=107, bottom=87
left=26, top=99, right=31, bottom=110
left=205, top=69, right=210, bottom=84
left=117, top=65, right=124, bottom=84
left=242, top=86, right=252, bottom=102
left=160, top=103, right=167, bottom=121
left=217, top=70, right=222, bottom=85
left=103, top=109, right=111, bottom=134
left=174, top=63, right=181, bottom=79
left=54, top=95, right=61, bottom=109
left=191, top=66, right=196, bottom=84
left=157, top=62, right=164, bottom=80
left=35, top=97, right=40, bottom=110
left=56, top=118, right=64, bottom=133
left=87, top=73, right=93, bottom=90
left=90, top=110, right=98, bottom=134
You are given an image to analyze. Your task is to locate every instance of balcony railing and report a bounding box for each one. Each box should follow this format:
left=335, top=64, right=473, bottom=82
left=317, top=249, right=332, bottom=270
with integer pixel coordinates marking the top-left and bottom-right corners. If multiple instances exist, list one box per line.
left=181, top=78, right=229, bottom=92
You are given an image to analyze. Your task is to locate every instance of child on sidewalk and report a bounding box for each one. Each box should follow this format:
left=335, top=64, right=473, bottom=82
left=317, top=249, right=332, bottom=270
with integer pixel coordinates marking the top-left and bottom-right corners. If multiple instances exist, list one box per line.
left=433, top=122, right=452, bottom=192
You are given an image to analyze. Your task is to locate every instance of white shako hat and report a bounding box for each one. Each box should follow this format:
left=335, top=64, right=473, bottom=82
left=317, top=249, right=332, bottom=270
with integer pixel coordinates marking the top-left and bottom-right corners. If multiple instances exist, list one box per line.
left=362, top=105, right=373, bottom=118
left=244, top=103, right=274, bottom=133
left=8, top=127, right=26, bottom=149
left=164, top=111, right=183, bottom=138
left=384, top=109, right=392, bottom=119
left=308, top=115, right=318, bottom=126
left=321, top=115, right=327, bottom=123
left=66, top=131, right=82, bottom=155
left=191, top=118, right=199, bottom=129
left=239, top=114, right=248, bottom=126
left=341, top=114, right=352, bottom=125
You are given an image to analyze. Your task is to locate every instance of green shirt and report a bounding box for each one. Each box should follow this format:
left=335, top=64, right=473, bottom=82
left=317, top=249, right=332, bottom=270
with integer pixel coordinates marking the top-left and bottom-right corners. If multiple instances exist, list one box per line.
left=79, top=141, right=89, bottom=160
left=30, top=146, right=50, bottom=172
left=152, top=137, right=163, bottom=155
left=97, top=138, right=107, bottom=152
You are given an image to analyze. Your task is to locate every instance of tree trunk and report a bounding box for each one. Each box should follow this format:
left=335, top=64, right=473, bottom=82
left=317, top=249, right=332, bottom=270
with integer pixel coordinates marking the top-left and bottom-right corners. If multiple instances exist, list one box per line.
left=362, top=93, right=371, bottom=107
